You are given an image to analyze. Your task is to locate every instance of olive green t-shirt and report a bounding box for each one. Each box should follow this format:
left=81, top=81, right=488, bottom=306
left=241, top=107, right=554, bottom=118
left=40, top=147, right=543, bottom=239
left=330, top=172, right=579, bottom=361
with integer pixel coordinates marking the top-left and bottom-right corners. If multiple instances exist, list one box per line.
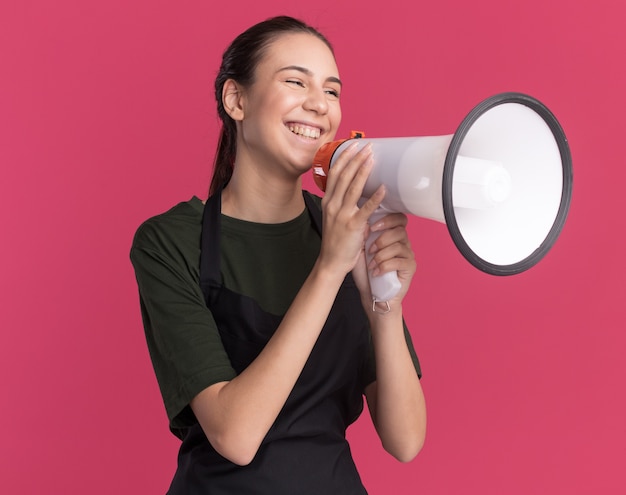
left=130, top=195, right=420, bottom=437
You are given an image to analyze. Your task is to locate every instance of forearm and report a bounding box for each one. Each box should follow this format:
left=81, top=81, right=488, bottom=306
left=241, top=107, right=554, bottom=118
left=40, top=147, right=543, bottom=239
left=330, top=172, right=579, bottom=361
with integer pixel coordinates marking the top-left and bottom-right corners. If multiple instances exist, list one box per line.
left=192, top=260, right=345, bottom=465
left=193, top=143, right=385, bottom=464
left=367, top=309, right=426, bottom=462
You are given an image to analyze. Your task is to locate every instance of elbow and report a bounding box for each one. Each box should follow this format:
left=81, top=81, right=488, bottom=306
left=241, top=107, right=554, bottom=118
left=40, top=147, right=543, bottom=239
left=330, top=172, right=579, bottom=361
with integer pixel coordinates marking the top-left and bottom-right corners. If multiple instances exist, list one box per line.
left=208, top=430, right=262, bottom=466
left=221, top=448, right=257, bottom=467
left=191, top=386, right=264, bottom=466
left=383, top=429, right=426, bottom=463
left=387, top=441, right=424, bottom=464
left=390, top=437, right=425, bottom=463
left=226, top=451, right=257, bottom=467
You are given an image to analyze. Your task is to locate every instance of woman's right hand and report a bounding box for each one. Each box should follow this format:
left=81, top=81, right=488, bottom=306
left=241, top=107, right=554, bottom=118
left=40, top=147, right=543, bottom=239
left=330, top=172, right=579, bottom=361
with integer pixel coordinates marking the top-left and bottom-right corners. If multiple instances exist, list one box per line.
left=191, top=145, right=386, bottom=465
left=318, top=142, right=386, bottom=276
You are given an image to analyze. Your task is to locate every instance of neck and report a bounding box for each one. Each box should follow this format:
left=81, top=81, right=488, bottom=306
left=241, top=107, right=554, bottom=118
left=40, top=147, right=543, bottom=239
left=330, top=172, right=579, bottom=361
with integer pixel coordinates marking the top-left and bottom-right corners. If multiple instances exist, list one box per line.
left=221, top=170, right=306, bottom=223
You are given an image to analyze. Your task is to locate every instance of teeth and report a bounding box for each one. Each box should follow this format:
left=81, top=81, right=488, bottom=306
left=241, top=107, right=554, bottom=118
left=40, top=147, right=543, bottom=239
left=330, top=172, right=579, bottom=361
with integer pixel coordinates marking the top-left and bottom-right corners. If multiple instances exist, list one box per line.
left=288, top=124, right=321, bottom=139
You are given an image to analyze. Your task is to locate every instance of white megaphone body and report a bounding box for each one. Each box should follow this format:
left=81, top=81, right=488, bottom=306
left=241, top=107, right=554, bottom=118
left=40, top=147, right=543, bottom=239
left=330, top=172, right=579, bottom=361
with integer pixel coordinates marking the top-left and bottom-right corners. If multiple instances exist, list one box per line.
left=312, top=92, right=573, bottom=302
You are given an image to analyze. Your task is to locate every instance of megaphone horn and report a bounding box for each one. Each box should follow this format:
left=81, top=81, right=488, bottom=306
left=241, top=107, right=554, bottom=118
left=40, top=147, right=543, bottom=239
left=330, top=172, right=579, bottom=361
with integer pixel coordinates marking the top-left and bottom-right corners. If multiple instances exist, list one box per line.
left=312, top=92, right=573, bottom=302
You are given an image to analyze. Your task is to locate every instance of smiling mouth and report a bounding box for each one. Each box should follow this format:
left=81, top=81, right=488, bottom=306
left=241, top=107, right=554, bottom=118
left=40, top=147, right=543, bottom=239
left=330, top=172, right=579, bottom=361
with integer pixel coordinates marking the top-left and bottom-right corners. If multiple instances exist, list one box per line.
left=286, top=123, right=321, bottom=139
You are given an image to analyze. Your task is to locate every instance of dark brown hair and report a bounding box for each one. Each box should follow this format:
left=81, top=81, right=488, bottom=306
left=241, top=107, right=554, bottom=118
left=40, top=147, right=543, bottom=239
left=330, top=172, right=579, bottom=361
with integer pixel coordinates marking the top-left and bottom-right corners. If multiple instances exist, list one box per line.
left=209, top=16, right=334, bottom=195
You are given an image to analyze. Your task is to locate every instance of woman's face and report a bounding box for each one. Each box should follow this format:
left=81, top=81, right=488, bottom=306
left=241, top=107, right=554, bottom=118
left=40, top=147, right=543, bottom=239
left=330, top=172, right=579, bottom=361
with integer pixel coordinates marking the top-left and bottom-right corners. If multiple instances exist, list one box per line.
left=233, top=32, right=342, bottom=179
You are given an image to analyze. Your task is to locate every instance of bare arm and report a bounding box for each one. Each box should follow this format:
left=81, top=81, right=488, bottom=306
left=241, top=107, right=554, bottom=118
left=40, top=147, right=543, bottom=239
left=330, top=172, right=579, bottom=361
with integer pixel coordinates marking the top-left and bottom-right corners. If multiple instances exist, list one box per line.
left=356, top=213, right=427, bottom=462
left=191, top=261, right=347, bottom=465
left=191, top=143, right=384, bottom=465
left=364, top=312, right=426, bottom=462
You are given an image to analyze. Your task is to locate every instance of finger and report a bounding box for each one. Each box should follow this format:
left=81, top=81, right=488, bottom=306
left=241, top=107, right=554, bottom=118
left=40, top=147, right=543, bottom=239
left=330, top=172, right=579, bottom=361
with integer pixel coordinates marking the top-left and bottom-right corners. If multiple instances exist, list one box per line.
left=322, top=141, right=362, bottom=198
left=355, top=184, right=386, bottom=223
left=369, top=243, right=416, bottom=277
left=369, top=212, right=408, bottom=233
left=368, top=227, right=413, bottom=267
left=368, top=225, right=410, bottom=255
left=325, top=143, right=373, bottom=204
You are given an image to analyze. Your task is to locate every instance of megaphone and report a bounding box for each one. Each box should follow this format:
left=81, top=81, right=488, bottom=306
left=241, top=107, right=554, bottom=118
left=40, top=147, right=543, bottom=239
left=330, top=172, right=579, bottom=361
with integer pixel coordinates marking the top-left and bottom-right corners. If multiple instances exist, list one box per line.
left=312, top=92, right=573, bottom=302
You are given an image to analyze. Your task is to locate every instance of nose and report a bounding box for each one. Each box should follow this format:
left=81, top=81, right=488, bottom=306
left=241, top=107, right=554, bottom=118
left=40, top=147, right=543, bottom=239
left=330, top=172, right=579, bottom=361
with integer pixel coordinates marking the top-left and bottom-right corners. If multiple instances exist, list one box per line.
left=303, top=86, right=329, bottom=115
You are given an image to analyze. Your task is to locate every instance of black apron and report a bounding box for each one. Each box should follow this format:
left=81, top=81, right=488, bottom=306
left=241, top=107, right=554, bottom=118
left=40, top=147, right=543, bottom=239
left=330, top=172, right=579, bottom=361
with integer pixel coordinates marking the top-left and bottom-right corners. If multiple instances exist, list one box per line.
left=168, top=190, right=371, bottom=494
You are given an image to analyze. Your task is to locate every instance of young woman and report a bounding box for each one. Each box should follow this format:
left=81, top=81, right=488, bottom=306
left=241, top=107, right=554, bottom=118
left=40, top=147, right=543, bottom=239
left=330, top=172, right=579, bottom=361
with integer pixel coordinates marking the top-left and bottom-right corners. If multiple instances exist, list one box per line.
left=131, top=16, right=426, bottom=494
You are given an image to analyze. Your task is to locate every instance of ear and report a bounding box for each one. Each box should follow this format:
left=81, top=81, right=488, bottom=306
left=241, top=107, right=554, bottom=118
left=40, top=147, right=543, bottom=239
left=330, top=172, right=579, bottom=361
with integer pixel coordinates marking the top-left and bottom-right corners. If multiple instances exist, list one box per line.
left=222, top=79, right=245, bottom=121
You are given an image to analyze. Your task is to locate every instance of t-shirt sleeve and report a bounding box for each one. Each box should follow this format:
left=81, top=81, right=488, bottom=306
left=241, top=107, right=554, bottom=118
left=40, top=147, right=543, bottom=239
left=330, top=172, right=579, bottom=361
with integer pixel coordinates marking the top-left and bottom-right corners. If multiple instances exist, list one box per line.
left=130, top=218, right=237, bottom=435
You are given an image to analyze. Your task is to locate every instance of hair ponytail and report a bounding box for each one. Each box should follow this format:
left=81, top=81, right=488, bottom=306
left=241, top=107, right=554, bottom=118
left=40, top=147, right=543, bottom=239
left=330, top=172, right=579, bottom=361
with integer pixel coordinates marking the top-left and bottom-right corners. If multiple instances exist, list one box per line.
left=209, top=123, right=236, bottom=196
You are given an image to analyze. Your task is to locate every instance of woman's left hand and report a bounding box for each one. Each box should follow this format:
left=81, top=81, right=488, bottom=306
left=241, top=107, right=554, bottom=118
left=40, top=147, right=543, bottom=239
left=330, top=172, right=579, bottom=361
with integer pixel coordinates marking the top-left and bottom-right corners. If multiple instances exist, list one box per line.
left=356, top=211, right=426, bottom=462
left=351, top=211, right=416, bottom=311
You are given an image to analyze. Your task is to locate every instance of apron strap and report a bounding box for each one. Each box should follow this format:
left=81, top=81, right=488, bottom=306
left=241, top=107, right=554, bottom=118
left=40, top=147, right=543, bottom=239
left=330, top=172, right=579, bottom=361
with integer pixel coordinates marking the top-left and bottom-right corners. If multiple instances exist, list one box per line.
left=303, top=190, right=323, bottom=236
left=199, top=189, right=222, bottom=305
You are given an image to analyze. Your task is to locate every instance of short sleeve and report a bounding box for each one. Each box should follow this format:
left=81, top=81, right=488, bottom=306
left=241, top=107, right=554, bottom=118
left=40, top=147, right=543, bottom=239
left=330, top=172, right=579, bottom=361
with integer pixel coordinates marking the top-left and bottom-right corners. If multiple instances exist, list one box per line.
left=130, top=213, right=237, bottom=436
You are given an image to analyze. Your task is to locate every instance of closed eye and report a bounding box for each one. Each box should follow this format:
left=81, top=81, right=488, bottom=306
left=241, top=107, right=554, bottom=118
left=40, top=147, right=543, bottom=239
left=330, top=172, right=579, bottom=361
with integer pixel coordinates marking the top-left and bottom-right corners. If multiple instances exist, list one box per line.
left=285, top=78, right=340, bottom=99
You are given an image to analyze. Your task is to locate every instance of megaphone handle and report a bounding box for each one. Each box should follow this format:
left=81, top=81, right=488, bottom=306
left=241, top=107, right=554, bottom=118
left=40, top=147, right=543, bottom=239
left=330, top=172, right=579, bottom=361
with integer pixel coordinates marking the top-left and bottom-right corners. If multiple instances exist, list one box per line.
left=365, top=208, right=402, bottom=303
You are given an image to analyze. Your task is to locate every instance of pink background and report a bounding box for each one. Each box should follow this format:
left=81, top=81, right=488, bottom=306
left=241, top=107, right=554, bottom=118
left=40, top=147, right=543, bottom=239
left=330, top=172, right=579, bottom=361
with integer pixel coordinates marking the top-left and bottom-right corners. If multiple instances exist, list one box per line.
left=1, top=0, right=625, bottom=493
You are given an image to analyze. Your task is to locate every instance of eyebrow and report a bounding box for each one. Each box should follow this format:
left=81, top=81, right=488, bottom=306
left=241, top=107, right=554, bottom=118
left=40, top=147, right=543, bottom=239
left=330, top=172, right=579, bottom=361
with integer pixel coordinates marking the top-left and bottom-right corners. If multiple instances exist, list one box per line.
left=277, top=65, right=342, bottom=87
